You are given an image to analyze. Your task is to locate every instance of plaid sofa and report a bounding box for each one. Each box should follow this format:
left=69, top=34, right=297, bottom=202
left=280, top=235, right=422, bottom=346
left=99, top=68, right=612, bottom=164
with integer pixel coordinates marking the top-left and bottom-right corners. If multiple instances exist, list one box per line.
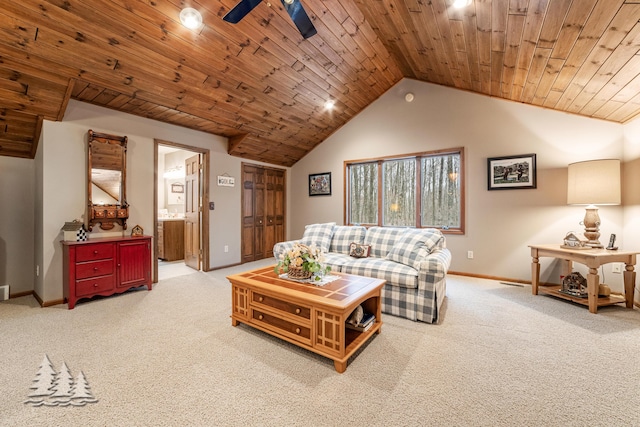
left=273, top=223, right=451, bottom=324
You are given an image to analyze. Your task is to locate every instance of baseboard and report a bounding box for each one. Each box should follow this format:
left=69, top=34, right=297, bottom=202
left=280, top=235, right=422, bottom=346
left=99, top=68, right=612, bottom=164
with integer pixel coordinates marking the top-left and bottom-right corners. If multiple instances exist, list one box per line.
left=10, top=290, right=34, bottom=299
left=0, top=289, right=66, bottom=309
left=449, top=271, right=531, bottom=285
left=209, top=262, right=242, bottom=271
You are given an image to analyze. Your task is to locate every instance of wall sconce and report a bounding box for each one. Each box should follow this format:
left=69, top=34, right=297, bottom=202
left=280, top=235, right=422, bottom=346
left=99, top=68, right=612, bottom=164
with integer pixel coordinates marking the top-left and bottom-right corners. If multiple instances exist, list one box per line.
left=567, top=159, right=621, bottom=248
left=180, top=8, right=203, bottom=29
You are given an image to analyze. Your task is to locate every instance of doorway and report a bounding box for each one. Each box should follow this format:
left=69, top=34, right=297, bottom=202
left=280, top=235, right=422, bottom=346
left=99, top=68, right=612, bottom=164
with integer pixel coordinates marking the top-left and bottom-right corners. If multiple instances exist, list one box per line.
left=154, top=139, right=210, bottom=282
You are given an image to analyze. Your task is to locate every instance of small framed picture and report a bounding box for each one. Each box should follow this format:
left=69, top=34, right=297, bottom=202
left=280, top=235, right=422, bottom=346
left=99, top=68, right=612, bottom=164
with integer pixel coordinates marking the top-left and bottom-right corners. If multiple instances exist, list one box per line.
left=309, top=172, right=331, bottom=196
left=171, top=183, right=184, bottom=193
left=488, top=154, right=536, bottom=190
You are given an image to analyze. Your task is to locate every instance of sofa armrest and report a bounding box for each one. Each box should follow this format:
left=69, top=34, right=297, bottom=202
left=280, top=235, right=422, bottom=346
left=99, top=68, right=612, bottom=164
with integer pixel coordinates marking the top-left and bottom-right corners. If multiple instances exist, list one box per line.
left=417, top=248, right=451, bottom=289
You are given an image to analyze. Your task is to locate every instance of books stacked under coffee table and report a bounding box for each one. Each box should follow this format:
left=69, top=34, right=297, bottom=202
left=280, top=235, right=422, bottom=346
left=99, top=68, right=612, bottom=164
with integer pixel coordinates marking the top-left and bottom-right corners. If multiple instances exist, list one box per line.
left=346, top=308, right=376, bottom=332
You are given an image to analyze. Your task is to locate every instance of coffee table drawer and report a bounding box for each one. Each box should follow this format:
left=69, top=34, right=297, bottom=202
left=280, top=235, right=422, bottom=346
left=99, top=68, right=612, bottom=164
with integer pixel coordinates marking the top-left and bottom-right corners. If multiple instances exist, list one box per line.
left=252, top=291, right=311, bottom=320
left=251, top=308, right=311, bottom=345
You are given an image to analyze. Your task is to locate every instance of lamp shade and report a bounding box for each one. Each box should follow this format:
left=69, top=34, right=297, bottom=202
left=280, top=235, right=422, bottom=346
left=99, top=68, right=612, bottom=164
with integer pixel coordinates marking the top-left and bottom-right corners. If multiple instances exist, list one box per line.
left=567, top=159, right=621, bottom=205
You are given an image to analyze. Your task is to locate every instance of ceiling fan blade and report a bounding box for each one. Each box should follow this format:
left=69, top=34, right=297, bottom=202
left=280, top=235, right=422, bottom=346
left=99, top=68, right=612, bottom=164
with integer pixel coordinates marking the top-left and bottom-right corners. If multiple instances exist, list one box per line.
left=223, top=0, right=264, bottom=24
left=281, top=0, right=317, bottom=39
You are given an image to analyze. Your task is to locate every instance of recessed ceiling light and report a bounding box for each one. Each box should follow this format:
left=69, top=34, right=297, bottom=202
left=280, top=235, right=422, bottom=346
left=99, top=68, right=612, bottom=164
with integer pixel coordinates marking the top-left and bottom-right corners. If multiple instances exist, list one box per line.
left=180, top=8, right=203, bottom=29
left=405, top=93, right=415, bottom=102
left=324, top=99, right=335, bottom=110
left=452, top=0, right=472, bottom=8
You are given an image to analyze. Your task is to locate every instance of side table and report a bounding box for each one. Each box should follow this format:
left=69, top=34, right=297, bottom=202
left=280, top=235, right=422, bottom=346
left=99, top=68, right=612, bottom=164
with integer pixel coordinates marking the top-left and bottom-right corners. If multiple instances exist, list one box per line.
left=529, top=244, right=638, bottom=313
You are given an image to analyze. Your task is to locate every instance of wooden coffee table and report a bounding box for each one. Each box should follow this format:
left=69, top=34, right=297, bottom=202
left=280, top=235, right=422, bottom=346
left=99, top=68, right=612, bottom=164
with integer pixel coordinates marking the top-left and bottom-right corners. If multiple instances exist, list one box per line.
left=227, top=266, right=385, bottom=373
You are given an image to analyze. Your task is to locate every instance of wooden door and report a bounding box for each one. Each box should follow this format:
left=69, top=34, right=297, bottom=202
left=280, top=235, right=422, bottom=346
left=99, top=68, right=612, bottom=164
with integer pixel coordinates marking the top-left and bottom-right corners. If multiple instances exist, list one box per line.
left=242, top=164, right=285, bottom=262
left=264, top=169, right=285, bottom=258
left=184, top=154, right=200, bottom=270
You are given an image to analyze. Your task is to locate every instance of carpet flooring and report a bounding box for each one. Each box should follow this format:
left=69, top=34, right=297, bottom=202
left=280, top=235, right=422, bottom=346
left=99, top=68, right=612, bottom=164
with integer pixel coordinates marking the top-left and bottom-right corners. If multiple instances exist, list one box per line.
left=2, top=259, right=640, bottom=426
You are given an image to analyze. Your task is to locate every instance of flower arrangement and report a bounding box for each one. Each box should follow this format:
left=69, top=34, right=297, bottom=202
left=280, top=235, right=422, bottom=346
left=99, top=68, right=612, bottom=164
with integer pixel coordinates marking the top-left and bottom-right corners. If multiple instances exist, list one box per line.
left=275, top=243, right=330, bottom=281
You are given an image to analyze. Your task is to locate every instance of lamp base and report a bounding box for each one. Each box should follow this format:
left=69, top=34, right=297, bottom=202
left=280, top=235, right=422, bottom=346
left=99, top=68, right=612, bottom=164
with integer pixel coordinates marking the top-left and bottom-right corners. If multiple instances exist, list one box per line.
left=582, top=207, right=602, bottom=248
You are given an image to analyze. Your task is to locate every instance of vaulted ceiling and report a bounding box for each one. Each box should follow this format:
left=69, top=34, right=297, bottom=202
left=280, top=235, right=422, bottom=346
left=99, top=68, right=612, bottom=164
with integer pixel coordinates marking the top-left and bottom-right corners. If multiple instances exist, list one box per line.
left=1, top=0, right=639, bottom=167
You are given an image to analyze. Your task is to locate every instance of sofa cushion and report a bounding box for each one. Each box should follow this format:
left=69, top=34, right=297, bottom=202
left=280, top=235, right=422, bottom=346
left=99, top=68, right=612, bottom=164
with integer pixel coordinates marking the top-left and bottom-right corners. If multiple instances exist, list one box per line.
left=323, top=252, right=353, bottom=272
left=301, top=222, right=336, bottom=253
left=349, top=243, right=371, bottom=258
left=385, top=228, right=444, bottom=270
left=330, top=225, right=367, bottom=254
left=364, top=227, right=407, bottom=258
left=341, top=258, right=419, bottom=289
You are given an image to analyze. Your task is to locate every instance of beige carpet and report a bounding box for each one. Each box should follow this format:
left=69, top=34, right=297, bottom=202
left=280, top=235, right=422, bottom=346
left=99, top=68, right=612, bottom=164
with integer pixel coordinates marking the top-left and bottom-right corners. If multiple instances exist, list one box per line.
left=2, top=260, right=640, bottom=426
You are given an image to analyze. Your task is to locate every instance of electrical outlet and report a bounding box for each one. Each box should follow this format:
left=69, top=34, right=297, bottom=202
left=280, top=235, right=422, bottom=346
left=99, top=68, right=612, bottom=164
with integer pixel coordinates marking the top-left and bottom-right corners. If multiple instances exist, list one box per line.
left=36, top=265, right=39, bottom=277
left=224, top=245, right=229, bottom=253
left=467, top=251, right=474, bottom=259
left=612, top=263, right=623, bottom=274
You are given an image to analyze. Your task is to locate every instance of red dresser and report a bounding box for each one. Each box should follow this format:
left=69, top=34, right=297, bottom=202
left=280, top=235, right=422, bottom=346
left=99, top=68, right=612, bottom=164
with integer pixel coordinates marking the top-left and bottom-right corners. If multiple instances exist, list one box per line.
left=62, top=236, right=152, bottom=309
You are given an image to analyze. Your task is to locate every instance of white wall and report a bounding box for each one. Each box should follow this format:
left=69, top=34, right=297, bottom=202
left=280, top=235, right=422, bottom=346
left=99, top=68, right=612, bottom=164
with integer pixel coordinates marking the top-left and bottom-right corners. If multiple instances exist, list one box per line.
left=35, top=100, right=289, bottom=304
left=0, top=156, right=34, bottom=296
left=623, top=117, right=640, bottom=283
left=290, top=79, right=628, bottom=291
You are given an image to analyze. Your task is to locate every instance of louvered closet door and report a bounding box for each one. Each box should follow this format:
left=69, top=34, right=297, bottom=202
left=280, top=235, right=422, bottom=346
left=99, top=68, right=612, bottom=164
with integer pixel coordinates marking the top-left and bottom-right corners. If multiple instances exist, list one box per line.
left=242, top=164, right=285, bottom=263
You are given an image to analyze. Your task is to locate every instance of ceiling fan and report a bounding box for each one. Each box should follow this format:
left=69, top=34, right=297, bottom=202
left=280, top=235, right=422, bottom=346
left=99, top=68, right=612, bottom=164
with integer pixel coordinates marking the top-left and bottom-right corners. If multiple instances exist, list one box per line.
left=223, top=0, right=317, bottom=39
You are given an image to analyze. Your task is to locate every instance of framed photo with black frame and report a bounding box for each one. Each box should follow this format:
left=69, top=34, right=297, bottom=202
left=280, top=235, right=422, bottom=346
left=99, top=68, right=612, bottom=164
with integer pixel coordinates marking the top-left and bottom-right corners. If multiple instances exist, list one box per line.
left=487, top=154, right=537, bottom=190
left=309, top=172, right=331, bottom=196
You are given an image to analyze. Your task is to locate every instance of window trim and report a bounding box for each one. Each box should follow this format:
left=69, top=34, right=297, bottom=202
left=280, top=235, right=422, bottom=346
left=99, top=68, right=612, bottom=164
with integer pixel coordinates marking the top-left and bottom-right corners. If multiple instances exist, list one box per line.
left=343, top=147, right=465, bottom=235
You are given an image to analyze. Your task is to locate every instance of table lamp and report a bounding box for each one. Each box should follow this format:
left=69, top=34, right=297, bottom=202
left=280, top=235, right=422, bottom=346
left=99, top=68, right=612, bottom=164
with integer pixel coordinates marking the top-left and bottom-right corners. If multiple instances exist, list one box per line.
left=567, top=159, right=621, bottom=248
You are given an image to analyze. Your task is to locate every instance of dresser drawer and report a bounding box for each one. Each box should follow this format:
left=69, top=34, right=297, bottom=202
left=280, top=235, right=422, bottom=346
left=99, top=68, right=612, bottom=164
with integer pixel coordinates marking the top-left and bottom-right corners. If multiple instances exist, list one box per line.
left=76, top=259, right=114, bottom=280
left=76, top=275, right=116, bottom=297
left=251, top=308, right=311, bottom=345
left=252, top=291, right=311, bottom=320
left=76, top=243, right=115, bottom=262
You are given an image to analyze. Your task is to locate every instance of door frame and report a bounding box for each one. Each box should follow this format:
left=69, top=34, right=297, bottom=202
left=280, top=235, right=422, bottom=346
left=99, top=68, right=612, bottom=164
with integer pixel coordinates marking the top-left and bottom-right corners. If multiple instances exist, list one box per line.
left=153, top=139, right=210, bottom=282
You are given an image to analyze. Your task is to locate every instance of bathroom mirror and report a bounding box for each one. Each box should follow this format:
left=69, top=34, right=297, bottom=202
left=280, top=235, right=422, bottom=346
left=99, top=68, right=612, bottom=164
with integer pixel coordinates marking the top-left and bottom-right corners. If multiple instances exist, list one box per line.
left=87, top=129, right=128, bottom=231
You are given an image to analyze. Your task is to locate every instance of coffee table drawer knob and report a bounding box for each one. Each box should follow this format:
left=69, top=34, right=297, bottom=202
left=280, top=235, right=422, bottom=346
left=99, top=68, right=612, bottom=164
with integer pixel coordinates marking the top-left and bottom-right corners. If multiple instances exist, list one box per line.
left=295, top=328, right=301, bottom=334
left=295, top=308, right=301, bottom=314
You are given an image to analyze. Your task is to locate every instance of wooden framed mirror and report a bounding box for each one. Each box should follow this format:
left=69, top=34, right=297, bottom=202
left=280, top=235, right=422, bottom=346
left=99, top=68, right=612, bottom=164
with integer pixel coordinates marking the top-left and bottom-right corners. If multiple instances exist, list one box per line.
left=87, top=129, right=128, bottom=231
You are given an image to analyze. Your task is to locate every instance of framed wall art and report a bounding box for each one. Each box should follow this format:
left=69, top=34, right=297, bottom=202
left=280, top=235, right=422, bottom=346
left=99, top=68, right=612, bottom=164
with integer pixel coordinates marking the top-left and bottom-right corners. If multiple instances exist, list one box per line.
left=487, top=154, right=536, bottom=190
left=309, top=172, right=331, bottom=196
left=171, top=183, right=184, bottom=193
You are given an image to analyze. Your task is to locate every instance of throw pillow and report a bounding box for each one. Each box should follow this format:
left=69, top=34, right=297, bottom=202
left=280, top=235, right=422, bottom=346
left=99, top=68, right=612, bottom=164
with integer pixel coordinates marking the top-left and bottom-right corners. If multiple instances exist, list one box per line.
left=385, top=228, right=442, bottom=270
left=349, top=242, right=371, bottom=258
left=300, top=222, right=336, bottom=253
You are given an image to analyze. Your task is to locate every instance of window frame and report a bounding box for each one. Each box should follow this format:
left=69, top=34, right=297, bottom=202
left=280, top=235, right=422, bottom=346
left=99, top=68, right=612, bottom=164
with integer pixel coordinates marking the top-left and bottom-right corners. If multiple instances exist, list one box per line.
left=343, top=147, right=465, bottom=235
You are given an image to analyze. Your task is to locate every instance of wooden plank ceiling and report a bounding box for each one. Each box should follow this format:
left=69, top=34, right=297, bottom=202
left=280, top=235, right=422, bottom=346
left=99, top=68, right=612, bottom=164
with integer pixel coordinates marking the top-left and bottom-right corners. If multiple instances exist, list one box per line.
left=0, top=0, right=639, bottom=166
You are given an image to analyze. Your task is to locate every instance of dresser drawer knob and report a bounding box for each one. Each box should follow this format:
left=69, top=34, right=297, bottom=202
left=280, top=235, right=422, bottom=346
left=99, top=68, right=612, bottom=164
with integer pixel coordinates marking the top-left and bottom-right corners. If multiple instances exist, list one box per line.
left=93, top=267, right=99, bottom=271
left=93, top=283, right=98, bottom=287
left=258, top=296, right=263, bottom=302
left=258, top=314, right=263, bottom=320
left=295, top=328, right=301, bottom=334
left=295, top=308, right=301, bottom=314
left=94, top=250, right=98, bottom=254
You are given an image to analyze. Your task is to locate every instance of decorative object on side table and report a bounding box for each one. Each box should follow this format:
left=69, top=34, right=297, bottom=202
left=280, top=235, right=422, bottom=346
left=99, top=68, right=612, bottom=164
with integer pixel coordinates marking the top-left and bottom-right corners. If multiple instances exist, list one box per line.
left=61, top=220, right=88, bottom=242
left=560, top=271, right=588, bottom=298
left=487, top=154, right=536, bottom=190
left=131, top=224, right=144, bottom=237
left=275, top=243, right=330, bottom=281
left=567, top=159, right=621, bottom=248
left=562, top=231, right=589, bottom=249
